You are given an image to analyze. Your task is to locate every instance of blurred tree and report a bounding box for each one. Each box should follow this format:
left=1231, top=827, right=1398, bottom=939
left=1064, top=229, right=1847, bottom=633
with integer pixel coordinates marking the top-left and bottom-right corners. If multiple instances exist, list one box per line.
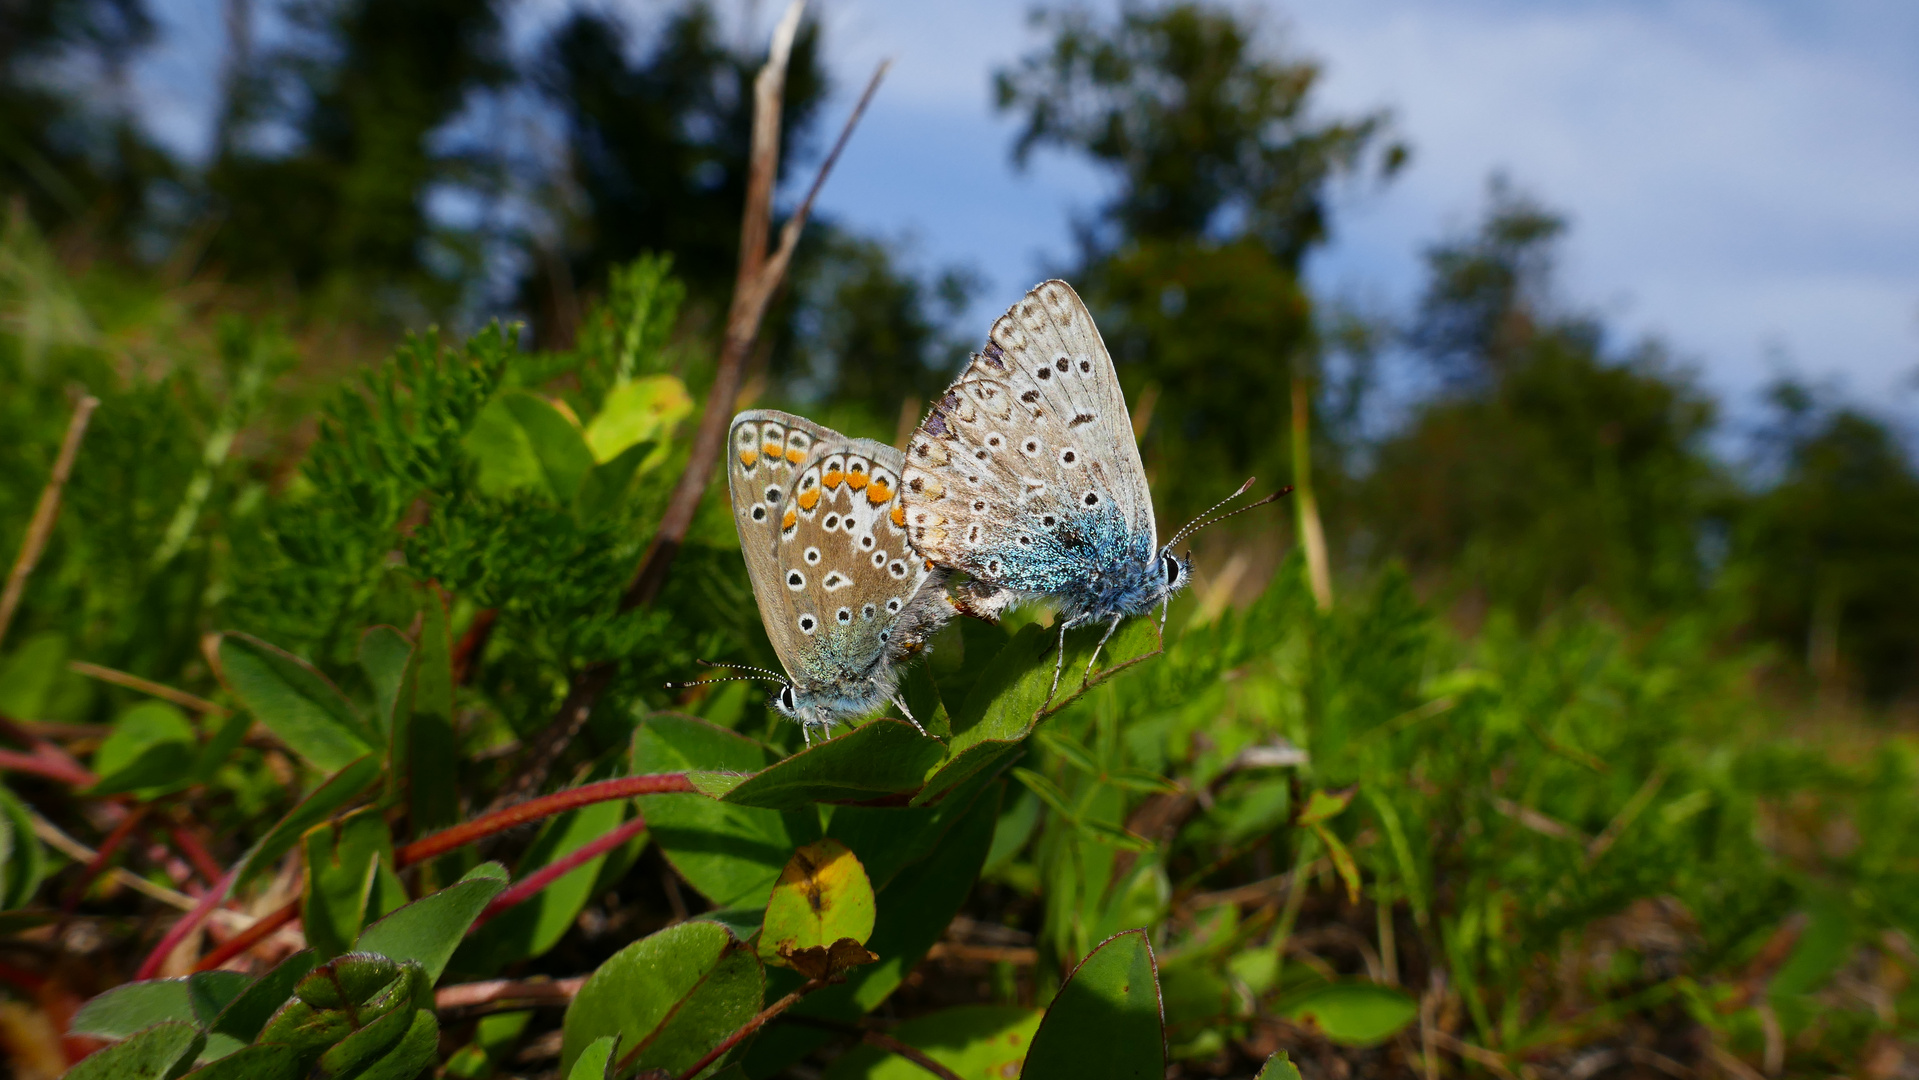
left=0, top=0, right=169, bottom=241
left=995, top=1, right=1402, bottom=519
left=531, top=2, right=826, bottom=334
left=203, top=0, right=508, bottom=310
left=1735, top=385, right=1919, bottom=702
left=1363, top=182, right=1722, bottom=622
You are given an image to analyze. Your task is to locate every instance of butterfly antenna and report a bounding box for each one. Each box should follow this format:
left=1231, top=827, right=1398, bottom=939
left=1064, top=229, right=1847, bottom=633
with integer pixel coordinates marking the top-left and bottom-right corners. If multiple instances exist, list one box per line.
left=665, top=658, right=788, bottom=690
left=1166, top=479, right=1291, bottom=550
left=698, top=658, right=788, bottom=681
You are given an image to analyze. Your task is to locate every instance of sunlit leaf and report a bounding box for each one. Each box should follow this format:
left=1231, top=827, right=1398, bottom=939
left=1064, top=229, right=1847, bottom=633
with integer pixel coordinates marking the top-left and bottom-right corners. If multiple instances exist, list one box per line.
left=823, top=1005, right=1042, bottom=1080
left=1021, top=929, right=1164, bottom=1079
left=215, top=633, right=375, bottom=772
left=721, top=720, right=944, bottom=810
left=65, top=1020, right=203, bottom=1080
left=1278, top=981, right=1416, bottom=1046
left=761, top=840, right=877, bottom=972
left=560, top=920, right=763, bottom=1077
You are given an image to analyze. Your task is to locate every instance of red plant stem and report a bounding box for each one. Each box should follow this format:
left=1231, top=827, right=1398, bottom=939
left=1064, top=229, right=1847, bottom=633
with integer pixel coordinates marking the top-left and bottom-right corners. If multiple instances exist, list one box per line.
left=62, top=805, right=149, bottom=911
left=666, top=980, right=824, bottom=1080
left=0, top=748, right=97, bottom=787
left=396, top=774, right=691, bottom=868
left=468, top=814, right=649, bottom=932
left=451, top=608, right=497, bottom=686
left=168, top=825, right=225, bottom=889
left=174, top=773, right=689, bottom=973
left=136, top=867, right=237, bottom=979
left=192, top=900, right=299, bottom=973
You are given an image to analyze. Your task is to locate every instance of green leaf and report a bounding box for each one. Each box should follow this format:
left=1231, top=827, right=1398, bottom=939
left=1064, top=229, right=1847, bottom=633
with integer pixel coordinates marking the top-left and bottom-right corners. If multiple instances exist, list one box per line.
left=302, top=807, right=400, bottom=958
left=760, top=840, right=877, bottom=971
left=65, top=1021, right=203, bottom=1080
left=1309, top=823, right=1362, bottom=904
left=822, top=1005, right=1042, bottom=1080
left=0, top=631, right=66, bottom=718
left=1295, top=787, right=1355, bottom=827
left=566, top=1035, right=619, bottom=1080
left=1255, top=1051, right=1304, bottom=1080
left=180, top=1044, right=301, bottom=1080
left=353, top=862, right=508, bottom=983
left=633, top=714, right=817, bottom=908
left=408, top=590, right=465, bottom=885
left=215, top=633, right=375, bottom=772
left=1020, top=929, right=1165, bottom=1080
left=1277, top=982, right=1417, bottom=1046
left=560, top=921, right=764, bottom=1077
left=235, top=755, right=383, bottom=889
left=900, top=662, right=952, bottom=740
left=203, top=950, right=319, bottom=1060
left=72, top=972, right=253, bottom=1039
left=583, top=374, right=691, bottom=462
left=916, top=621, right=1156, bottom=807
left=356, top=626, right=412, bottom=745
left=0, top=783, right=47, bottom=909
left=503, top=390, right=595, bottom=501
left=573, top=438, right=652, bottom=524
left=1010, top=768, right=1077, bottom=821
left=465, top=395, right=547, bottom=495
left=721, top=720, right=945, bottom=810
left=254, top=953, right=426, bottom=1062
left=745, top=780, right=1003, bottom=1077
left=311, top=1005, right=414, bottom=1078
left=456, top=793, right=635, bottom=972
left=89, top=701, right=198, bottom=797
left=341, top=1009, right=439, bottom=1080
left=1770, top=892, right=1855, bottom=1000
left=192, top=710, right=251, bottom=787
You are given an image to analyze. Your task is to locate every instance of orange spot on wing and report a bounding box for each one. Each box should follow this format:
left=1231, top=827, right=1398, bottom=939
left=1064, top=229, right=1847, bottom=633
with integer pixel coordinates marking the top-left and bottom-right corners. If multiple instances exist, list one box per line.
left=762, top=441, right=783, bottom=459
left=797, top=488, right=820, bottom=511
left=786, top=446, right=806, bottom=464
left=866, top=480, right=893, bottom=505
left=824, top=469, right=844, bottom=488
left=890, top=504, right=906, bottom=528
left=845, top=472, right=869, bottom=492
left=738, top=449, right=759, bottom=468
left=781, top=508, right=797, bottom=531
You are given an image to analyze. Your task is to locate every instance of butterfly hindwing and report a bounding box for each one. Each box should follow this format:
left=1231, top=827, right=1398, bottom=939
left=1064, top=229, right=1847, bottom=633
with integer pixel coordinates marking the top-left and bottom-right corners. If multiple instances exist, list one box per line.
left=901, top=280, right=1157, bottom=595
left=730, top=410, right=948, bottom=717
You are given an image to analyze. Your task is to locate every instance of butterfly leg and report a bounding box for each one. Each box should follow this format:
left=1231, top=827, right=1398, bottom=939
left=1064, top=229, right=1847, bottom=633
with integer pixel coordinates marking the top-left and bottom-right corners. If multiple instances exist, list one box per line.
left=1046, top=619, right=1071, bottom=706
left=1081, top=614, right=1124, bottom=688
left=891, top=695, right=928, bottom=737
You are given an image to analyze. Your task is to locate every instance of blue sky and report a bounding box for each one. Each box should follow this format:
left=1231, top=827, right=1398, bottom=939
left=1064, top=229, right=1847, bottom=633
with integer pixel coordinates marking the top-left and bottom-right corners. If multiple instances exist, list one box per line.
left=133, top=0, right=1919, bottom=430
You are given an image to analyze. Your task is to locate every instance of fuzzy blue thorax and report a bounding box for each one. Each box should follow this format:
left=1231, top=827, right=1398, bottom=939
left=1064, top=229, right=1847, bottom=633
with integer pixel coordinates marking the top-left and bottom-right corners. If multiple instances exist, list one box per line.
left=973, top=505, right=1192, bottom=628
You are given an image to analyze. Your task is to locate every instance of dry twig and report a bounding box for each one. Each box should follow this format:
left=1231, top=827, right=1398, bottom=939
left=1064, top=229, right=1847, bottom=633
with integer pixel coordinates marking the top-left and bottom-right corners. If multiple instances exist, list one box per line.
left=0, top=394, right=98, bottom=648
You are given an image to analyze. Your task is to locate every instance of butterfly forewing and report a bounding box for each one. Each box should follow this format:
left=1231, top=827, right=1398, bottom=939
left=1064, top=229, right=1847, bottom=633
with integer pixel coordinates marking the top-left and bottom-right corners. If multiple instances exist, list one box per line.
left=901, top=280, right=1157, bottom=593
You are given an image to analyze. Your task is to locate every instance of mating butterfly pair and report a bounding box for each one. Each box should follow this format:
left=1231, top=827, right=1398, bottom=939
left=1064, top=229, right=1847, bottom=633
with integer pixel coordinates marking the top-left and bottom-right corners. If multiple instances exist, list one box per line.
left=714, top=280, right=1278, bottom=743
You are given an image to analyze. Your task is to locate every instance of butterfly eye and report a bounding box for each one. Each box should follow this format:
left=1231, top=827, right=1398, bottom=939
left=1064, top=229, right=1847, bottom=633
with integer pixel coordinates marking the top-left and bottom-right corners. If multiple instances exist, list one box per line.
left=778, top=685, right=796, bottom=710
left=1163, top=553, right=1182, bottom=585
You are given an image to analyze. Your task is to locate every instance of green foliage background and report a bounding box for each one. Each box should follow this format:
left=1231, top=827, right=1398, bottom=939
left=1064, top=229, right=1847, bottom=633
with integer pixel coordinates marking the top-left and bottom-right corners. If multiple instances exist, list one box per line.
left=0, top=1, right=1914, bottom=1078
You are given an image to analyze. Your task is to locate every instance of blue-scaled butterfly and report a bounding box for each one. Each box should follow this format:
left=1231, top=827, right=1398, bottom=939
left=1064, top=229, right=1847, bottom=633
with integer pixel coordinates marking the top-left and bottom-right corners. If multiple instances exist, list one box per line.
left=899, top=280, right=1283, bottom=695
left=694, top=410, right=954, bottom=744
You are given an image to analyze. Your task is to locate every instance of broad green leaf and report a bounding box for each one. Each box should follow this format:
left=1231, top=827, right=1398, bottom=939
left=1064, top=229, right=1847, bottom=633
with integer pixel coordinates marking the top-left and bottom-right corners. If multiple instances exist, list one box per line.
left=356, top=626, right=412, bottom=745
left=1309, top=823, right=1362, bottom=903
left=89, top=701, right=198, bottom=797
left=72, top=972, right=253, bottom=1039
left=822, top=1005, right=1042, bottom=1080
left=1278, top=982, right=1417, bottom=1046
left=312, top=1004, right=414, bottom=1078
left=191, top=710, right=251, bottom=787
left=583, top=374, right=691, bottom=462
left=746, top=781, right=1002, bottom=1077
left=1295, top=787, right=1355, bottom=827
left=235, top=755, right=383, bottom=889
left=0, top=631, right=66, bottom=718
left=255, top=954, right=427, bottom=1063
left=633, top=714, right=817, bottom=908
left=567, top=1034, right=619, bottom=1079
left=339, top=1009, right=438, bottom=1080
left=181, top=1044, right=300, bottom=1080
left=916, top=621, right=1156, bottom=806
left=456, top=793, right=635, bottom=972
left=65, top=1020, right=203, bottom=1080
left=353, top=862, right=508, bottom=982
left=1255, top=1051, right=1304, bottom=1080
left=215, top=633, right=375, bottom=772
left=1021, top=929, right=1165, bottom=1080
left=465, top=395, right=547, bottom=495
left=0, top=783, right=47, bottom=909
left=574, top=438, right=651, bottom=523
left=721, top=720, right=945, bottom=809
left=1770, top=891, right=1854, bottom=1000
left=203, top=950, right=319, bottom=1060
left=503, top=390, right=595, bottom=500
left=560, top=921, right=763, bottom=1077
left=409, top=590, right=465, bottom=886
left=982, top=785, right=1042, bottom=874
left=302, top=807, right=401, bottom=958
left=760, top=840, right=877, bottom=969
left=900, top=662, right=951, bottom=740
